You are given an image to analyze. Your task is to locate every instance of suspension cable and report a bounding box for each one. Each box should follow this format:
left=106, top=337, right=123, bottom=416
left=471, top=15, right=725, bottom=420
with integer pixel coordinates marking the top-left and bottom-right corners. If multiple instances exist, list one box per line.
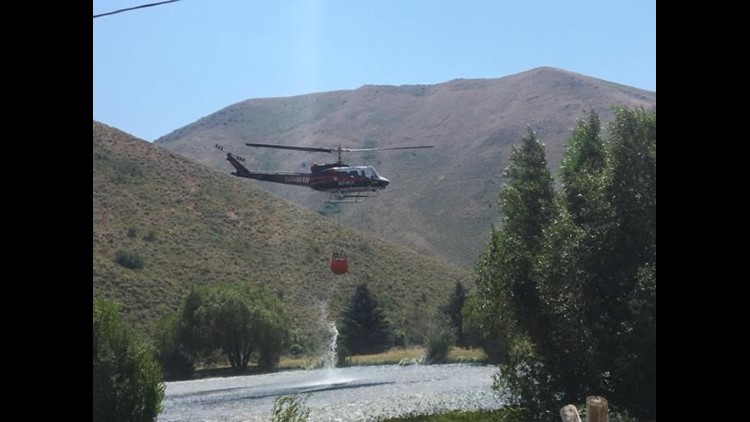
left=94, top=0, right=182, bottom=19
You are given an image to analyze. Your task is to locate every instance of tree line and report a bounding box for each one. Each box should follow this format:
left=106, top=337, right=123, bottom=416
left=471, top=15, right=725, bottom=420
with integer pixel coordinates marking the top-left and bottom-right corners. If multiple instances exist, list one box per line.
left=472, top=107, right=656, bottom=420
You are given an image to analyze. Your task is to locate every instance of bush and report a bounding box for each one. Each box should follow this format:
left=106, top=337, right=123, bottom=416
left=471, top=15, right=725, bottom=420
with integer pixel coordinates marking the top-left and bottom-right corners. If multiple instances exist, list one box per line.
left=93, top=299, right=164, bottom=422
left=115, top=250, right=144, bottom=269
left=164, top=283, right=290, bottom=372
left=424, top=315, right=456, bottom=365
left=336, top=342, right=352, bottom=367
left=288, top=343, right=305, bottom=357
left=153, top=314, right=194, bottom=380
left=392, top=329, right=408, bottom=348
left=461, top=296, right=506, bottom=364
left=143, top=230, right=157, bottom=242
left=270, top=394, right=310, bottom=422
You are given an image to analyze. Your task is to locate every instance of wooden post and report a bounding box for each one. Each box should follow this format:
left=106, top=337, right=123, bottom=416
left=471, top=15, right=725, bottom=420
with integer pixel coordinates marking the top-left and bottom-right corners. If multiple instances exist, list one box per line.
left=560, top=404, right=582, bottom=422
left=586, top=396, right=608, bottom=422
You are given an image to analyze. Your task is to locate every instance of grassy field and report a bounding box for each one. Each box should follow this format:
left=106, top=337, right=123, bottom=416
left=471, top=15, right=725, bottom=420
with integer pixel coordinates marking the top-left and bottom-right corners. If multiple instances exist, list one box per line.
left=380, top=408, right=527, bottom=422
left=191, top=346, right=488, bottom=379
left=279, top=346, right=487, bottom=369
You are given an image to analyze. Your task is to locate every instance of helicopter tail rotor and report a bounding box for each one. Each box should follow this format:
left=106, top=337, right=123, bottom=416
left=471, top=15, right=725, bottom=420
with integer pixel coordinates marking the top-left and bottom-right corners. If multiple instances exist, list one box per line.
left=215, top=144, right=245, bottom=162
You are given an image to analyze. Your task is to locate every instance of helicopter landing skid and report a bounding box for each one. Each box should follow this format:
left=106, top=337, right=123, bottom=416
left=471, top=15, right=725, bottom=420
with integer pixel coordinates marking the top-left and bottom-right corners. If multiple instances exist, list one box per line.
left=327, top=192, right=370, bottom=203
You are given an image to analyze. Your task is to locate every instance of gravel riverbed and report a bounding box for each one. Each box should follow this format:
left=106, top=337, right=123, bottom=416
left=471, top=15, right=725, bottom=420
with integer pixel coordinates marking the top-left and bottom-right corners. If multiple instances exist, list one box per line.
left=159, top=363, right=505, bottom=421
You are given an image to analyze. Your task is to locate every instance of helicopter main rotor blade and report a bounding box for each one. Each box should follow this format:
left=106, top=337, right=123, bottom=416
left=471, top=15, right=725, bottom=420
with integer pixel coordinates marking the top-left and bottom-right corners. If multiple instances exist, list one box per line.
left=246, top=142, right=434, bottom=154
left=245, top=143, right=334, bottom=153
left=342, top=145, right=434, bottom=152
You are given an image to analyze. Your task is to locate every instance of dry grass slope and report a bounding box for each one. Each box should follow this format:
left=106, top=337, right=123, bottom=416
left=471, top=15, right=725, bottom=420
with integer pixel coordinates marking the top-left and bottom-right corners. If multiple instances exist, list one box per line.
left=93, top=121, right=471, bottom=342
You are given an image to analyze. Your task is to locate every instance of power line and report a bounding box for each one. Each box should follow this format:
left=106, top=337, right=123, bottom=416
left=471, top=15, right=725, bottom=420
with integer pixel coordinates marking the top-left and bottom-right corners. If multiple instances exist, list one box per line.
left=93, top=0, right=182, bottom=19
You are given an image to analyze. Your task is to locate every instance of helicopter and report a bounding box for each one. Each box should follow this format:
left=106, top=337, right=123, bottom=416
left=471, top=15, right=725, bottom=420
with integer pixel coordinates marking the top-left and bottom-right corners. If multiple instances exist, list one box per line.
left=216, top=142, right=433, bottom=202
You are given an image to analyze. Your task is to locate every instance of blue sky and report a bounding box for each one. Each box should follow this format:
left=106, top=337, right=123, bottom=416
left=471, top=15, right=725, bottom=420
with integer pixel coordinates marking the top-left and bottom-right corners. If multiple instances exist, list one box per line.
left=93, top=0, right=656, bottom=142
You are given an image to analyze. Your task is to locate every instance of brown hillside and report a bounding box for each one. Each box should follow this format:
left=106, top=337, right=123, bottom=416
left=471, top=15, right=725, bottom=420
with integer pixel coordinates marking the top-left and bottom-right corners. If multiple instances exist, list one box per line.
left=155, top=67, right=656, bottom=266
left=93, top=121, right=471, bottom=344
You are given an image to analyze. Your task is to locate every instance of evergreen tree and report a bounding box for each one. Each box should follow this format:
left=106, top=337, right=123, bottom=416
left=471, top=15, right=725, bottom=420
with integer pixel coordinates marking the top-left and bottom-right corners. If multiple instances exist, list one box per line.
left=338, top=284, right=393, bottom=355
left=441, top=281, right=469, bottom=348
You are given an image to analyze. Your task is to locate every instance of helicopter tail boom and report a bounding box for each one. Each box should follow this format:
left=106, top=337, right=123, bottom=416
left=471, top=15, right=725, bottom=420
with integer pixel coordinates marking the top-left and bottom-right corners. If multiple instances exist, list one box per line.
left=226, top=153, right=312, bottom=186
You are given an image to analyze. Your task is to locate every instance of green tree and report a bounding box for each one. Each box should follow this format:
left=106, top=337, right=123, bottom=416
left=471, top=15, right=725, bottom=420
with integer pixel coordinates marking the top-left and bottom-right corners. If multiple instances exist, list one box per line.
left=252, top=285, right=292, bottom=370
left=93, top=299, right=164, bottom=422
left=338, top=284, right=393, bottom=355
left=199, top=284, right=290, bottom=371
left=424, top=313, right=456, bottom=364
left=560, top=109, right=606, bottom=225
left=157, top=284, right=290, bottom=374
left=202, top=287, right=258, bottom=369
left=496, top=127, right=555, bottom=339
left=477, top=108, right=656, bottom=419
left=500, top=127, right=557, bottom=246
left=461, top=293, right=506, bottom=364
left=153, top=314, right=194, bottom=381
left=179, top=285, right=211, bottom=354
left=591, top=107, right=656, bottom=417
left=474, top=127, right=557, bottom=416
left=441, top=281, right=469, bottom=348
left=475, top=126, right=555, bottom=347
left=532, top=209, right=596, bottom=407
left=527, top=110, right=610, bottom=406
left=153, top=285, right=214, bottom=380
left=537, top=108, right=656, bottom=416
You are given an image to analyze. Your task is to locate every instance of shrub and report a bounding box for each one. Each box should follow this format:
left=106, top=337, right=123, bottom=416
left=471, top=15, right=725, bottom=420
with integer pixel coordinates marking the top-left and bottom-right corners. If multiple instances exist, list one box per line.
left=143, top=230, right=157, bottom=242
left=93, top=300, right=164, bottom=422
left=153, top=314, right=194, bottom=380
left=392, top=329, right=408, bottom=348
left=424, top=315, right=456, bottom=365
left=270, top=394, right=311, bottom=422
left=115, top=250, right=144, bottom=269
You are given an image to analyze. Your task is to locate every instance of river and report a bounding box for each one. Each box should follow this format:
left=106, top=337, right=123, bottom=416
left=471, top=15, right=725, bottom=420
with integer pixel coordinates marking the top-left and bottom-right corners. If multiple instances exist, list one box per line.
left=159, top=363, right=505, bottom=421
